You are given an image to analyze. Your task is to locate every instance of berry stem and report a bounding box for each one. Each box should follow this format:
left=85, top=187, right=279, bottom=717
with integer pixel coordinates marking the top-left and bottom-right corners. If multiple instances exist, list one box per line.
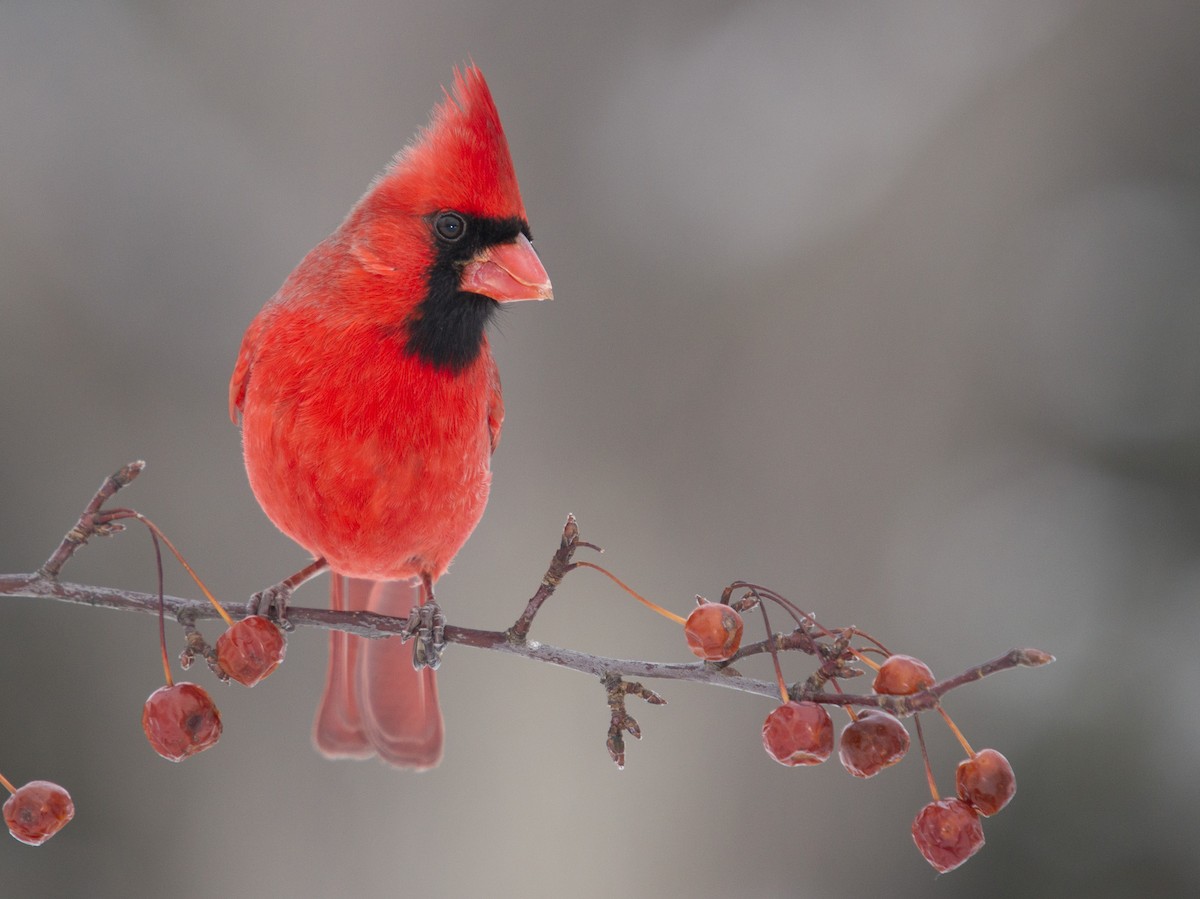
left=725, top=582, right=884, bottom=671
left=572, top=561, right=687, bottom=626
left=730, top=581, right=818, bottom=633
left=831, top=680, right=858, bottom=720
left=847, top=628, right=893, bottom=657
left=935, top=704, right=976, bottom=758
left=846, top=645, right=882, bottom=672
left=755, top=598, right=791, bottom=705
left=148, top=526, right=174, bottom=687
left=133, top=514, right=235, bottom=627
left=914, top=714, right=939, bottom=800
left=0, top=770, right=17, bottom=795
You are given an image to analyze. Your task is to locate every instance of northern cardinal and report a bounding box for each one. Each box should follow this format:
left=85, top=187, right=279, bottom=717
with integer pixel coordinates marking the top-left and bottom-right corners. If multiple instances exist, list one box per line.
left=229, top=67, right=551, bottom=768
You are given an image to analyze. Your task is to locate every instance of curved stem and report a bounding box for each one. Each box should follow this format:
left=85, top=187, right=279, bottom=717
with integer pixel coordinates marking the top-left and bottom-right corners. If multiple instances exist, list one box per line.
left=755, top=594, right=790, bottom=704
left=573, top=561, right=687, bottom=626
left=134, top=514, right=234, bottom=627
left=847, top=645, right=882, bottom=672
left=148, top=527, right=174, bottom=687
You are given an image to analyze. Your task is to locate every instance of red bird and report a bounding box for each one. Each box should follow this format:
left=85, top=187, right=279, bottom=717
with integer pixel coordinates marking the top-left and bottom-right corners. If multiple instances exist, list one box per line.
left=229, top=67, right=551, bottom=768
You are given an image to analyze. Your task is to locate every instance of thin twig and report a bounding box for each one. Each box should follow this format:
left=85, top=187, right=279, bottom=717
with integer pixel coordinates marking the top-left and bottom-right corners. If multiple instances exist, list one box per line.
left=38, top=461, right=145, bottom=578
left=506, top=514, right=583, bottom=643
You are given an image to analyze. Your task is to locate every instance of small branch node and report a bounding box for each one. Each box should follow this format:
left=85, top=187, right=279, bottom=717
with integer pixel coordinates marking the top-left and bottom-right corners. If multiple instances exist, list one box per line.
left=602, top=674, right=665, bottom=769
left=1016, top=647, right=1055, bottom=667
left=506, top=514, right=584, bottom=644
left=37, top=460, right=146, bottom=579
left=179, top=624, right=226, bottom=682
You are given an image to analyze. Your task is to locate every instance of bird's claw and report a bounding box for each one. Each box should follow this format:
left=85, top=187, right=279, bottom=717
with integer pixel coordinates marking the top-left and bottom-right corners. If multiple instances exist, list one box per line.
left=403, top=602, right=446, bottom=670
left=248, top=583, right=296, bottom=632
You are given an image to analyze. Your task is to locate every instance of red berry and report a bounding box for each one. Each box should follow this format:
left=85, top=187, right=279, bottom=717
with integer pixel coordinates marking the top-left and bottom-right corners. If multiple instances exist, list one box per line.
left=762, top=701, right=834, bottom=766
left=911, top=798, right=985, bottom=873
left=956, top=748, right=1016, bottom=816
left=3, top=781, right=75, bottom=846
left=142, top=682, right=222, bottom=762
left=873, top=654, right=935, bottom=695
left=684, top=602, right=743, bottom=661
left=216, top=615, right=287, bottom=686
left=838, top=708, right=910, bottom=778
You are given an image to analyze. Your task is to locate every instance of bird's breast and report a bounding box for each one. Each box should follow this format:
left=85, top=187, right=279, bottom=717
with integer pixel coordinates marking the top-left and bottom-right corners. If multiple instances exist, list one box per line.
left=240, top=313, right=497, bottom=580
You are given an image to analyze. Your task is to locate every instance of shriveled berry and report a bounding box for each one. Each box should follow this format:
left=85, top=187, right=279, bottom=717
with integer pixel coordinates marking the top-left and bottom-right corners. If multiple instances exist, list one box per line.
left=216, top=615, right=287, bottom=686
left=4, top=781, right=74, bottom=846
left=911, top=798, right=985, bottom=873
left=873, top=654, right=935, bottom=695
left=838, top=708, right=910, bottom=778
left=142, top=682, right=222, bottom=762
left=956, top=748, right=1016, bottom=816
left=762, top=701, right=834, bottom=766
left=684, top=602, right=743, bottom=661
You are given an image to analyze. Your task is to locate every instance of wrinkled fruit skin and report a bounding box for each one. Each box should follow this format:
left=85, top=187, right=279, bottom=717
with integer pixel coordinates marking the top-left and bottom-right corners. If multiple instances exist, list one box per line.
left=4, top=781, right=75, bottom=846
left=873, top=654, right=935, bottom=696
left=956, top=748, right=1016, bottom=816
left=838, top=708, right=910, bottom=778
left=911, top=798, right=985, bottom=873
left=142, top=682, right=223, bottom=762
left=684, top=603, right=744, bottom=661
left=762, top=701, right=834, bottom=766
left=216, top=615, right=287, bottom=686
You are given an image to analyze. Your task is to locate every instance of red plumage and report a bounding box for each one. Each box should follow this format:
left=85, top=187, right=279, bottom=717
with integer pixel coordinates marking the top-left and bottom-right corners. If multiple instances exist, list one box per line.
left=230, top=67, right=550, bottom=768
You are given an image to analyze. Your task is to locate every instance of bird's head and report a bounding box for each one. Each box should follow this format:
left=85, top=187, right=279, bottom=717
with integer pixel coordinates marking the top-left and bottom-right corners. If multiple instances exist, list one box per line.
left=346, top=66, right=551, bottom=369
left=356, top=67, right=551, bottom=297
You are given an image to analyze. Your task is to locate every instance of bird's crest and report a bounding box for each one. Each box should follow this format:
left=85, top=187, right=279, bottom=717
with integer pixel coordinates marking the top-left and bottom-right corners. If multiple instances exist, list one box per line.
left=375, top=66, right=527, bottom=221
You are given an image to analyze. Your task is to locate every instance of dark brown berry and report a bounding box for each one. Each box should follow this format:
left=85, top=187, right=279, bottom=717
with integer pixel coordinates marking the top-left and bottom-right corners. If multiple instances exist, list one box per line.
left=4, top=781, right=75, bottom=846
left=956, top=748, right=1016, bottom=816
left=911, top=798, right=985, bottom=872
left=838, top=708, right=910, bottom=778
left=762, top=701, right=834, bottom=766
left=142, top=682, right=222, bottom=762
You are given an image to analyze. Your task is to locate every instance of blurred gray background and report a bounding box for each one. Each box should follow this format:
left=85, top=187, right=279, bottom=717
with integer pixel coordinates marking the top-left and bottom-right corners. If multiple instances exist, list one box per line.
left=2, top=1, right=1198, bottom=896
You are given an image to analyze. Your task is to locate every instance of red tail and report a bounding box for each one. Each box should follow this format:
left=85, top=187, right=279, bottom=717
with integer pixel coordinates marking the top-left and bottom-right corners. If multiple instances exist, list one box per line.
left=313, top=576, right=444, bottom=769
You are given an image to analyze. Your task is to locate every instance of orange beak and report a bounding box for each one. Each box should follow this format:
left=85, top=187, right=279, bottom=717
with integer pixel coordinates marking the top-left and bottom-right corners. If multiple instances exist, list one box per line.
left=460, top=233, right=553, bottom=302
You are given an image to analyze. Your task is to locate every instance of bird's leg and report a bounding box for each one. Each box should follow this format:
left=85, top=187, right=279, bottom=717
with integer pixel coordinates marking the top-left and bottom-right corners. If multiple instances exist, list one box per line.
left=248, top=557, right=329, bottom=630
left=402, top=571, right=446, bottom=670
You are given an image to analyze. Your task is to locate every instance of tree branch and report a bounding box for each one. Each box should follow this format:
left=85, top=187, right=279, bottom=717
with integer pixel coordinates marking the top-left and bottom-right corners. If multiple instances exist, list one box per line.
left=0, top=568, right=1052, bottom=708
left=1, top=463, right=1054, bottom=755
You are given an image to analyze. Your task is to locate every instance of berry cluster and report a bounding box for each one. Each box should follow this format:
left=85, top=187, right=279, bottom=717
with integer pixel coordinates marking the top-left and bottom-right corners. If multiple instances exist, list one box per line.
left=752, top=651, right=1017, bottom=873
left=576, top=567, right=1027, bottom=874
left=132, top=514, right=289, bottom=763
left=872, top=655, right=1015, bottom=871
left=142, top=615, right=286, bottom=763
left=909, top=747, right=1015, bottom=872
left=6, top=510, right=290, bottom=847
left=677, top=586, right=1019, bottom=874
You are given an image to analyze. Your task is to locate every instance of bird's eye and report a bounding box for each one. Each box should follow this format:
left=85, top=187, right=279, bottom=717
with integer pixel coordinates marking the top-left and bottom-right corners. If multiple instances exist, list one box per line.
left=434, top=212, right=466, bottom=242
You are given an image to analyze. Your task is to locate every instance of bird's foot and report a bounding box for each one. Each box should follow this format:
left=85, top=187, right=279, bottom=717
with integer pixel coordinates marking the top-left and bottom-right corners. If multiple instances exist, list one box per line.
left=247, top=581, right=296, bottom=631
left=247, top=558, right=329, bottom=632
left=402, top=601, right=446, bottom=670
